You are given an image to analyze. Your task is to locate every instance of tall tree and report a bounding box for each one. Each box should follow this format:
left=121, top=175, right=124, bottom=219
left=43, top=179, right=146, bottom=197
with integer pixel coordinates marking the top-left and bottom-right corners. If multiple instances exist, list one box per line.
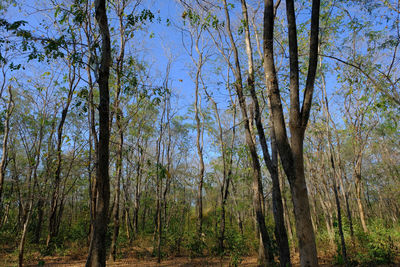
left=0, top=85, right=14, bottom=209
left=86, top=0, right=111, bottom=266
left=240, top=0, right=291, bottom=265
left=263, top=0, right=321, bottom=266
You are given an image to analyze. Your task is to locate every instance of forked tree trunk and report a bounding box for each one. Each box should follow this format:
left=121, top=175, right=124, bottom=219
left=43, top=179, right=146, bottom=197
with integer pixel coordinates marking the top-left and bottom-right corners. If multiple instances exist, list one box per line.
left=263, top=0, right=320, bottom=265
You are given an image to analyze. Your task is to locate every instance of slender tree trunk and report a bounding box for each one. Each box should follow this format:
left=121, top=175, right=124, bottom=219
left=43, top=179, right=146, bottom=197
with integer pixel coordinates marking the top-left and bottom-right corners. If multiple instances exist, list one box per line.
left=133, top=141, right=145, bottom=235
left=332, top=118, right=354, bottom=238
left=110, top=3, right=127, bottom=258
left=47, top=69, right=76, bottom=248
left=19, top=115, right=44, bottom=267
left=0, top=85, right=14, bottom=208
left=354, top=162, right=368, bottom=233
left=344, top=190, right=354, bottom=237
left=34, top=198, right=44, bottom=243
left=220, top=0, right=274, bottom=264
left=86, top=0, right=111, bottom=265
left=155, top=91, right=167, bottom=263
left=19, top=201, right=33, bottom=267
left=194, top=58, right=204, bottom=238
left=241, top=1, right=290, bottom=264
left=203, top=87, right=235, bottom=254
left=321, top=74, right=347, bottom=263
left=110, top=122, right=123, bottom=261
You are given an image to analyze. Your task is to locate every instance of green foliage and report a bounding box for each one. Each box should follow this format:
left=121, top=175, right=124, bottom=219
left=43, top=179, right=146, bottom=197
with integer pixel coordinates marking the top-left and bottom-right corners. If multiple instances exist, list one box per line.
left=127, top=9, right=154, bottom=28
left=353, top=221, right=397, bottom=265
left=64, top=217, right=90, bottom=242
left=186, top=232, right=206, bottom=257
left=225, top=230, right=246, bottom=266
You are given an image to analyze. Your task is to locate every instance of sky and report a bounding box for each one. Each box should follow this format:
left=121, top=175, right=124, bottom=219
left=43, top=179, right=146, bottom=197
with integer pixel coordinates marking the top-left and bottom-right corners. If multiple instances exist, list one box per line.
left=2, top=0, right=397, bottom=140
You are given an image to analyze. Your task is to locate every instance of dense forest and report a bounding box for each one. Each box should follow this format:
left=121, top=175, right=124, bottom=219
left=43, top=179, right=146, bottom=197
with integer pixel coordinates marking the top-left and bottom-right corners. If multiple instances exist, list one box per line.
left=0, top=0, right=399, bottom=266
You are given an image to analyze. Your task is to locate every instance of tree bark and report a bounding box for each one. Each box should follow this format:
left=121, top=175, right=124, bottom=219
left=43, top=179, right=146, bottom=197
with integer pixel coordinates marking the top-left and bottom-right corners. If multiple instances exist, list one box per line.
left=263, top=0, right=320, bottom=265
left=86, top=0, right=111, bottom=265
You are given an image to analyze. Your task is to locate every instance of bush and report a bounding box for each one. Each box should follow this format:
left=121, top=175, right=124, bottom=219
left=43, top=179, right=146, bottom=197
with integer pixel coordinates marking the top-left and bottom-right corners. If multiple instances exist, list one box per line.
left=225, top=230, right=247, bottom=267
left=186, top=232, right=206, bottom=257
left=352, top=220, right=398, bottom=265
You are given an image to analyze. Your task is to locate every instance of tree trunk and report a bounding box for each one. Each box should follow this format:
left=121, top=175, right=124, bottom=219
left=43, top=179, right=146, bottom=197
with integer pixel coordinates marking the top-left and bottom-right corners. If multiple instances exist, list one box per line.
left=194, top=57, right=204, bottom=238
left=86, top=0, right=111, bottom=265
left=263, top=0, right=320, bottom=265
left=18, top=201, right=33, bottom=267
left=322, top=74, right=347, bottom=263
left=110, top=4, right=127, bottom=258
left=47, top=69, right=76, bottom=248
left=110, top=124, right=123, bottom=261
left=354, top=163, right=368, bottom=233
left=241, top=0, right=290, bottom=264
left=0, top=85, right=14, bottom=208
left=220, top=0, right=274, bottom=264
left=133, top=142, right=145, bottom=235
left=34, top=198, right=44, bottom=243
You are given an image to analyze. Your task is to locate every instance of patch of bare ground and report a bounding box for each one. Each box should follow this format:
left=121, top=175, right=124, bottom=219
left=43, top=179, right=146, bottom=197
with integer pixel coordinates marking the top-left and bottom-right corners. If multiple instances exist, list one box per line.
left=1, top=245, right=397, bottom=266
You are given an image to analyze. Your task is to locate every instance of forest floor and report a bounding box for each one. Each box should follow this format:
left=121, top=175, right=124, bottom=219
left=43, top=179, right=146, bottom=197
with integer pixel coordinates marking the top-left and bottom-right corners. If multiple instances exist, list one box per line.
left=1, top=244, right=399, bottom=266
left=19, top=256, right=336, bottom=267
left=17, top=256, right=400, bottom=267
left=0, top=247, right=332, bottom=267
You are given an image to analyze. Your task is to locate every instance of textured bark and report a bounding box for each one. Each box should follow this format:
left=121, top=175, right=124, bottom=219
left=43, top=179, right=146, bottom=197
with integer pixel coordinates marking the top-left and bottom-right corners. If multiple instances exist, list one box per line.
left=86, top=0, right=111, bottom=266
left=263, top=0, right=320, bottom=265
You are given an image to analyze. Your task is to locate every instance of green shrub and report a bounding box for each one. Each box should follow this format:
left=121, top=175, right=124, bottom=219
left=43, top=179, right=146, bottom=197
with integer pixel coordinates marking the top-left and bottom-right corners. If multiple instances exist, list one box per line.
left=352, top=220, right=398, bottom=265
left=186, top=232, right=206, bottom=257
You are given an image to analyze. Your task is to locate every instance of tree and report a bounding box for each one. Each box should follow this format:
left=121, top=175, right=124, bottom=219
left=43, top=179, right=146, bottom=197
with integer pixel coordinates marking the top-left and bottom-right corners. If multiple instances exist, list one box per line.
left=241, top=0, right=291, bottom=264
left=263, top=0, right=321, bottom=265
left=218, top=0, right=275, bottom=264
left=0, top=85, right=14, bottom=209
left=85, top=0, right=111, bottom=266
